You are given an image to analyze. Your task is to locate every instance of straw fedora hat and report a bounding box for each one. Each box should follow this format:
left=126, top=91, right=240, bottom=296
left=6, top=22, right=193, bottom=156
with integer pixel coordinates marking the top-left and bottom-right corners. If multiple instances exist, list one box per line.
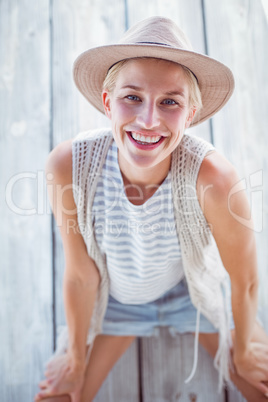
left=73, top=16, right=234, bottom=127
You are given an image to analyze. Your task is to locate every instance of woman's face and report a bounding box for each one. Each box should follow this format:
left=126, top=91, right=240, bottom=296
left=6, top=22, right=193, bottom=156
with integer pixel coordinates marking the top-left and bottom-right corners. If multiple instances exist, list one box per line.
left=102, top=58, right=195, bottom=180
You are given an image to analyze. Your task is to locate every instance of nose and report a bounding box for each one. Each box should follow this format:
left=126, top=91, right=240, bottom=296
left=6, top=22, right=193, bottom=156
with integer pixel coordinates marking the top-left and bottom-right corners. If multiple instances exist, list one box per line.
left=136, top=101, right=161, bottom=129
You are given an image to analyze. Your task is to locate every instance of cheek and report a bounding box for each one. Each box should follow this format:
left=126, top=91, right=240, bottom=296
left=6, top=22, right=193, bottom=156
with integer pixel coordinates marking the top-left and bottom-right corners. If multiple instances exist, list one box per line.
left=174, top=110, right=191, bottom=128
left=113, top=100, right=139, bottom=120
left=168, top=113, right=186, bottom=132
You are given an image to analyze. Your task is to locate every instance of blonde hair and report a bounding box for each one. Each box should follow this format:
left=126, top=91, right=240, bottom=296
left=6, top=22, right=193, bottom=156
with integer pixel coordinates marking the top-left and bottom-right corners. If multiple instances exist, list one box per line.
left=103, top=58, right=203, bottom=112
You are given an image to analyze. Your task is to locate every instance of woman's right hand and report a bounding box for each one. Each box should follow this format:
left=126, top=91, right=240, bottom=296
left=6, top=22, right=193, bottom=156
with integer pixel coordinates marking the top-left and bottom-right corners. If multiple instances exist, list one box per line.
left=34, top=353, right=85, bottom=402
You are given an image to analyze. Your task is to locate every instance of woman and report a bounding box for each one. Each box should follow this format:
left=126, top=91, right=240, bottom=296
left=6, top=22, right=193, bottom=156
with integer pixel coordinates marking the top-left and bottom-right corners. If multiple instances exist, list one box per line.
left=35, top=16, right=268, bottom=402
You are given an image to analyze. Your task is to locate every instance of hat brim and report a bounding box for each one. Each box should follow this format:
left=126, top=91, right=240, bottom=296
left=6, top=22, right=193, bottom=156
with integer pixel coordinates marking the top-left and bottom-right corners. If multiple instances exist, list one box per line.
left=73, top=43, right=234, bottom=127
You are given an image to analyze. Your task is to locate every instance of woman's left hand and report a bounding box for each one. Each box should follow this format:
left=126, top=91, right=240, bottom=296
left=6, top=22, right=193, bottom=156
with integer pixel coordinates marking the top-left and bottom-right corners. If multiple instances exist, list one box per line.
left=233, top=341, right=268, bottom=396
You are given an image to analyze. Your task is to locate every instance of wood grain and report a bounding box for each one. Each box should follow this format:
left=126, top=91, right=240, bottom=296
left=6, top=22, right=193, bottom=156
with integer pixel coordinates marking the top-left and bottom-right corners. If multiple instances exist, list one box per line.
left=94, top=340, right=140, bottom=402
left=1, top=0, right=267, bottom=401
left=0, top=0, right=53, bottom=400
left=140, top=329, right=224, bottom=402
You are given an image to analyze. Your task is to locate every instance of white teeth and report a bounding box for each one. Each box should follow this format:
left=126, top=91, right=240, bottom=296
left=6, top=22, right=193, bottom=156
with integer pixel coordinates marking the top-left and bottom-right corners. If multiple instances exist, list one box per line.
left=131, top=132, right=161, bottom=144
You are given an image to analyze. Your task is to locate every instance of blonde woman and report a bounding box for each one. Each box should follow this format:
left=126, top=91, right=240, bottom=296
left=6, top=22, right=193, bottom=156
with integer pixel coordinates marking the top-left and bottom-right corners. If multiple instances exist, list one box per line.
left=35, top=17, right=268, bottom=402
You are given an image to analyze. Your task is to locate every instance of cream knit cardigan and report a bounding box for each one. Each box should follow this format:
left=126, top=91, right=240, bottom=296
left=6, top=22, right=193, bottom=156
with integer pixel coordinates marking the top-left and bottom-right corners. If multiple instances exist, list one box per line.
left=58, top=128, right=232, bottom=390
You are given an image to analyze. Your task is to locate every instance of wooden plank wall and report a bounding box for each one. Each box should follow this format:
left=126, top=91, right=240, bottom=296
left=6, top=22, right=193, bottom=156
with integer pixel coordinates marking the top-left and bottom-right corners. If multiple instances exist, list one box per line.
left=0, top=1, right=53, bottom=401
left=0, top=0, right=267, bottom=401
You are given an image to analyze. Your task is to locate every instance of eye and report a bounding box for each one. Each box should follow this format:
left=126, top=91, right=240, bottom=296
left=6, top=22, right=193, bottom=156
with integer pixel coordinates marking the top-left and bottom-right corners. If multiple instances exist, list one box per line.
left=126, top=95, right=141, bottom=101
left=162, top=99, right=178, bottom=105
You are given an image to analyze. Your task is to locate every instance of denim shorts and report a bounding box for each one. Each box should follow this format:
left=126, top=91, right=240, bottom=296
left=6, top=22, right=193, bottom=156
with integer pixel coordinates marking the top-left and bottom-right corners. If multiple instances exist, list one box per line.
left=102, top=278, right=234, bottom=337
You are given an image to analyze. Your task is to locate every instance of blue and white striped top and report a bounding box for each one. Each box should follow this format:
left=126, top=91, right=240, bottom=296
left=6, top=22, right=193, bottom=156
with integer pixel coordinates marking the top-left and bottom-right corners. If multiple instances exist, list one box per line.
left=92, top=140, right=184, bottom=304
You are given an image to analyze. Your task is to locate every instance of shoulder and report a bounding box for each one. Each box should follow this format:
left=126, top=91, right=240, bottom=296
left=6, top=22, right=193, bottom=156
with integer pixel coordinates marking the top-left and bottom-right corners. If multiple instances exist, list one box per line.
left=197, top=150, right=240, bottom=206
left=197, top=149, right=253, bottom=233
left=46, top=139, right=73, bottom=185
left=196, top=150, right=250, bottom=231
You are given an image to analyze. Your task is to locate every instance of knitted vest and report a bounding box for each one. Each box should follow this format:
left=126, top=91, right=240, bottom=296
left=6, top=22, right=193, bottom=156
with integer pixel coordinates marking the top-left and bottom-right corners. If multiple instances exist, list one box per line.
left=72, top=128, right=232, bottom=389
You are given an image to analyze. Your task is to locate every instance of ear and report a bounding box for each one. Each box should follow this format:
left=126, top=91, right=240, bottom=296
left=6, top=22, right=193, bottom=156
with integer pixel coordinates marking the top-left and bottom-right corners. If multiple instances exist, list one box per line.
left=185, top=108, right=196, bottom=128
left=102, top=90, right=112, bottom=119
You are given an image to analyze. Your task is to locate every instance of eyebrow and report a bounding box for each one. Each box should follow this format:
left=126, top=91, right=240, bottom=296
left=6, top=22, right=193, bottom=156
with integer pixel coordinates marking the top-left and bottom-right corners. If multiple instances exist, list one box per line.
left=121, top=85, right=186, bottom=99
left=165, top=90, right=186, bottom=98
left=121, top=85, right=143, bottom=91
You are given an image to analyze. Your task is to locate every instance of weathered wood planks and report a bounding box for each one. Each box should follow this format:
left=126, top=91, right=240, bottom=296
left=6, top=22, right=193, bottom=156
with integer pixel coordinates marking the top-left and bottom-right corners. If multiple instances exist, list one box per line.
left=94, top=340, right=140, bottom=402
left=140, top=330, right=224, bottom=402
left=0, top=0, right=53, bottom=400
left=0, top=0, right=267, bottom=401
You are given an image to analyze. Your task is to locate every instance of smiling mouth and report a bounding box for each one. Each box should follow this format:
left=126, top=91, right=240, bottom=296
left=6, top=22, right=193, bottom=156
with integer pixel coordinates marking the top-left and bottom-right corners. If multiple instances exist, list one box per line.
left=129, top=131, right=163, bottom=145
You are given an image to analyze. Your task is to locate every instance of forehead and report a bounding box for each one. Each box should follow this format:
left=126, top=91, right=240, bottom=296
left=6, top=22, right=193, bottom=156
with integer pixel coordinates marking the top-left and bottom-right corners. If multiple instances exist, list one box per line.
left=115, top=58, right=188, bottom=89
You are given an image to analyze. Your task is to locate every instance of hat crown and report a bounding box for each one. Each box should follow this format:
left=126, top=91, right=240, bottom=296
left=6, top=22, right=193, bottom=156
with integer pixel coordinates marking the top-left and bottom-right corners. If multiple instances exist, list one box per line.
left=119, top=16, right=193, bottom=51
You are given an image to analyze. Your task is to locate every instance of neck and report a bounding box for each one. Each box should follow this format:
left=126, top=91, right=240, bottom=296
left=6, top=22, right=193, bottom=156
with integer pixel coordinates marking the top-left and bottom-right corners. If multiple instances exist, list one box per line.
left=118, top=152, right=171, bottom=204
left=118, top=152, right=171, bottom=185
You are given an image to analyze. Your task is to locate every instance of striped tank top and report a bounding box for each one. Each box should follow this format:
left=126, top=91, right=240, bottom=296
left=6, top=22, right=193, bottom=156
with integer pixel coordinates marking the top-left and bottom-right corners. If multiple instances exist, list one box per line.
left=92, top=140, right=184, bottom=304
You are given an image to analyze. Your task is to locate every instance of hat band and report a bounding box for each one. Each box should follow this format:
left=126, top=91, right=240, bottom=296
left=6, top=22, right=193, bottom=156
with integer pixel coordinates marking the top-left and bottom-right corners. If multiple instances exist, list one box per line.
left=136, top=41, right=172, bottom=47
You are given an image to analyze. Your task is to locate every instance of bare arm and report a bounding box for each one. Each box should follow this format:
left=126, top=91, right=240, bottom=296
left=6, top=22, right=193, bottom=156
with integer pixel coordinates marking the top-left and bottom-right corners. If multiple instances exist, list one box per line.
left=35, top=140, right=100, bottom=401
left=197, top=151, right=268, bottom=393
left=197, top=151, right=258, bottom=352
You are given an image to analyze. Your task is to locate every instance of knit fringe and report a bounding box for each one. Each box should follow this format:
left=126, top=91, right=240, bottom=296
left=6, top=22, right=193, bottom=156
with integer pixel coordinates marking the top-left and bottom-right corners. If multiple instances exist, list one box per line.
left=184, top=302, right=201, bottom=384
left=214, top=279, right=234, bottom=392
